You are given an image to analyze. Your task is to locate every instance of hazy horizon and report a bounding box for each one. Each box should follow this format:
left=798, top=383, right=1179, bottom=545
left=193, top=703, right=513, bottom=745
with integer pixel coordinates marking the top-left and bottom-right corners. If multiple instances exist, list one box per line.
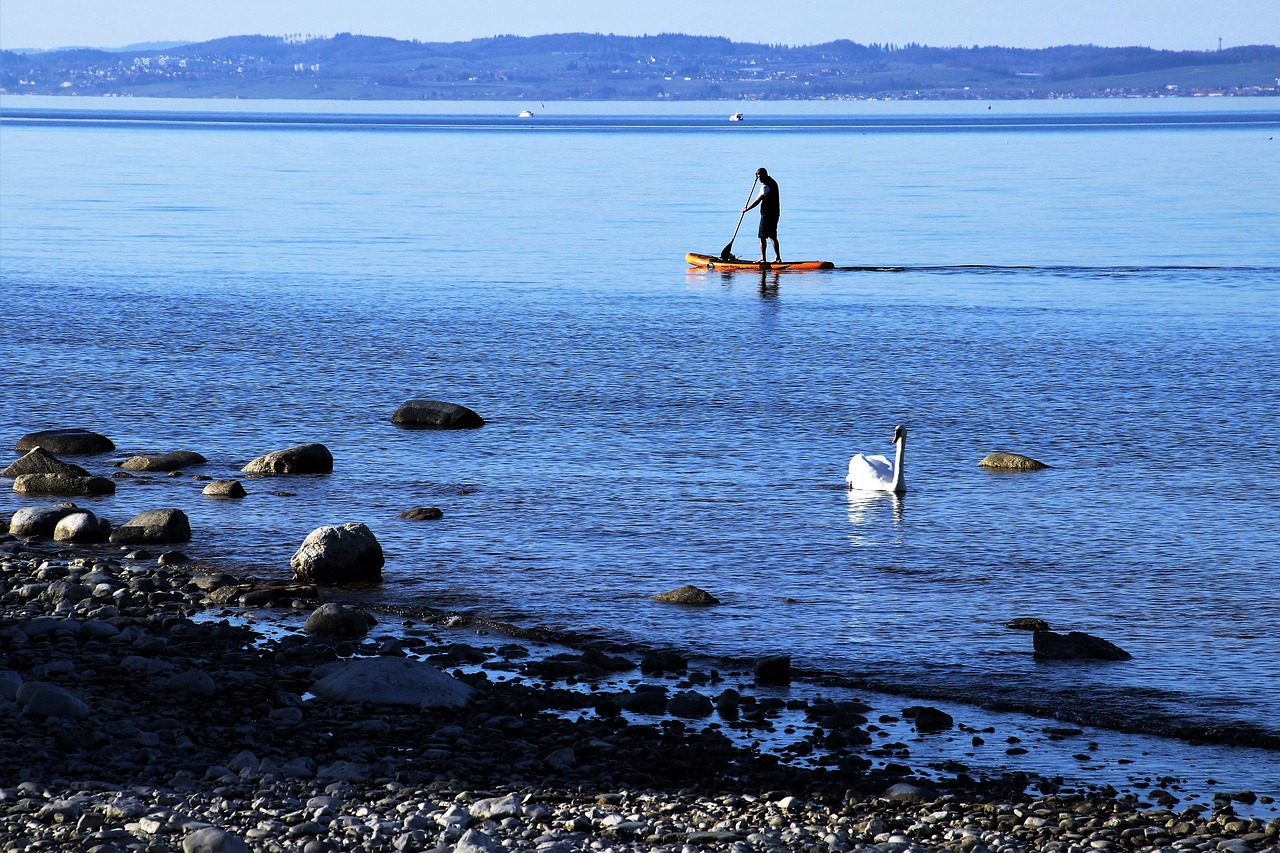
left=2, top=0, right=1277, bottom=53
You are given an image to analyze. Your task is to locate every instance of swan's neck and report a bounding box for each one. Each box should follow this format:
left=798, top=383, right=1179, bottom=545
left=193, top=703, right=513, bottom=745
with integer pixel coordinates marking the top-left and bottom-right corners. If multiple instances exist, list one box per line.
left=891, top=436, right=906, bottom=494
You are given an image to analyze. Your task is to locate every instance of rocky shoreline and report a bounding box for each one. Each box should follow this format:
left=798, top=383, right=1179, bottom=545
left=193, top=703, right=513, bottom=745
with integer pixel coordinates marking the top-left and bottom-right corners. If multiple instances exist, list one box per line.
left=3, top=532, right=1278, bottom=852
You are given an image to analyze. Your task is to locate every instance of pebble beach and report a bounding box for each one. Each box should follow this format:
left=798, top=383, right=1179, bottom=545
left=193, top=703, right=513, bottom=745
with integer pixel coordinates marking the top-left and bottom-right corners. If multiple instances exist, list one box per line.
left=3, top=525, right=1278, bottom=853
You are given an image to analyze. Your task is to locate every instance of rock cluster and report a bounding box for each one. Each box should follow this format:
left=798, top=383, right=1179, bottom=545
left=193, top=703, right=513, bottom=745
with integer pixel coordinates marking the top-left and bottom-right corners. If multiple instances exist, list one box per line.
left=0, top=541, right=1275, bottom=853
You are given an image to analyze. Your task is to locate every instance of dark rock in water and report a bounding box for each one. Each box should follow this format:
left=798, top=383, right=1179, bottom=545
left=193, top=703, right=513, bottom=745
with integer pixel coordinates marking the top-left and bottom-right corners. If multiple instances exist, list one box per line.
left=1034, top=629, right=1132, bottom=661
left=612, top=685, right=670, bottom=713
left=119, top=450, right=208, bottom=472
left=398, top=506, right=444, bottom=520
left=8, top=505, right=81, bottom=537
left=304, top=602, right=376, bottom=638
left=2, top=447, right=90, bottom=479
left=290, top=522, right=384, bottom=584
left=202, top=480, right=247, bottom=498
left=391, top=399, right=485, bottom=430
left=241, top=443, right=333, bottom=475
left=13, top=473, right=116, bottom=496
left=53, top=511, right=110, bottom=543
left=754, top=654, right=791, bottom=686
left=108, top=508, right=192, bottom=544
left=666, top=690, right=715, bottom=718
left=15, top=428, right=115, bottom=455
left=652, top=585, right=720, bottom=605
left=905, top=705, right=954, bottom=732
left=979, top=451, right=1051, bottom=471
left=640, top=650, right=688, bottom=674
left=158, top=550, right=190, bottom=565
left=1006, top=617, right=1050, bottom=631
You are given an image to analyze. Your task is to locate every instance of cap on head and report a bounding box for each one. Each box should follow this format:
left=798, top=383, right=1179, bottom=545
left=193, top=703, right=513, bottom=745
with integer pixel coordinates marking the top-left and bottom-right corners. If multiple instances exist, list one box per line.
left=756, top=167, right=768, bottom=177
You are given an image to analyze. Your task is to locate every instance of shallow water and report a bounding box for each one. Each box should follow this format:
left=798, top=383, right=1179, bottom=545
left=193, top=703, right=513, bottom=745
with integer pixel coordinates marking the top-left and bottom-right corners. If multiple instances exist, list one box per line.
left=2, top=99, right=1279, bottom=781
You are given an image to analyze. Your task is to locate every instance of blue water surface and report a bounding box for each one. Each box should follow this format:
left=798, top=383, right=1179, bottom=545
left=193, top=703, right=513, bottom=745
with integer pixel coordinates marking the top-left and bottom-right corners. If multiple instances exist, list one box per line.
left=2, top=98, right=1279, bottom=756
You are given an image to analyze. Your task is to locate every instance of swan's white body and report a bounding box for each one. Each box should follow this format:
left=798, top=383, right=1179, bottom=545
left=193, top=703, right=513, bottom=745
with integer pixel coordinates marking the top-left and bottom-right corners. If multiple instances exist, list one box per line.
left=846, top=425, right=907, bottom=494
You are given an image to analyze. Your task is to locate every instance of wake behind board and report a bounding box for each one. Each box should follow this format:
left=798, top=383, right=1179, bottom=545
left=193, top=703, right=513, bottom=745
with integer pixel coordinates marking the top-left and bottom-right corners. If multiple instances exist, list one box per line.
left=686, top=252, right=834, bottom=271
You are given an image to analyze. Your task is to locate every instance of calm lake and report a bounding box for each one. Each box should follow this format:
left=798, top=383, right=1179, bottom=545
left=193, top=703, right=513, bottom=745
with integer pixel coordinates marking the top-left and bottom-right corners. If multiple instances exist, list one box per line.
left=3, top=95, right=1279, bottom=800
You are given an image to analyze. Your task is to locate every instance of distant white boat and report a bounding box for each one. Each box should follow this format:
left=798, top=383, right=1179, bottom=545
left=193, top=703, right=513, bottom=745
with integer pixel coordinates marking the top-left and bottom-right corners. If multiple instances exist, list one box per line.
left=518, top=109, right=534, bottom=118
left=729, top=112, right=744, bottom=122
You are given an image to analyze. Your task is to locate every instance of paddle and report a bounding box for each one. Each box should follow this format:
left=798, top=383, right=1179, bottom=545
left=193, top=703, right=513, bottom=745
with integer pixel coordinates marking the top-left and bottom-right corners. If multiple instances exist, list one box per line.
left=721, top=176, right=759, bottom=260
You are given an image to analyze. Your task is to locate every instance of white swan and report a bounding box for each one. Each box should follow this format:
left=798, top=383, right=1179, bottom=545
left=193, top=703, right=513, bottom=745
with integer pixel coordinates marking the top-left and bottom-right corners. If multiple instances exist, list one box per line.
left=846, top=425, right=907, bottom=494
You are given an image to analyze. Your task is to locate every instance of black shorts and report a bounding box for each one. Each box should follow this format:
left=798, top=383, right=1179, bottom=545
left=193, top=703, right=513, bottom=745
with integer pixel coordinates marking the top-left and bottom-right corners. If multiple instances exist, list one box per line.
left=758, top=216, right=779, bottom=239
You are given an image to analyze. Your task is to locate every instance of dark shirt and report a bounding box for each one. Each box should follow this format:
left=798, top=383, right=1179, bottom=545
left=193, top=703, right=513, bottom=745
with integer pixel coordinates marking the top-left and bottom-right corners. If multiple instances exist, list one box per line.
left=758, top=175, right=780, bottom=219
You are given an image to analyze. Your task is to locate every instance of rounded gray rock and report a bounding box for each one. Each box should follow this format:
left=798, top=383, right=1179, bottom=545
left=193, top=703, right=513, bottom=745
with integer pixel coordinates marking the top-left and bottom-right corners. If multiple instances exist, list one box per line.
left=53, top=511, right=110, bottom=543
left=979, top=451, right=1050, bottom=471
left=202, top=480, right=247, bottom=498
left=290, top=522, right=384, bottom=584
left=652, top=584, right=720, bottom=605
left=13, top=473, right=116, bottom=496
left=108, top=508, right=192, bottom=544
left=303, top=602, right=376, bottom=638
left=241, top=443, right=333, bottom=475
left=391, top=399, right=485, bottom=430
left=182, top=827, right=251, bottom=853
left=15, top=428, right=115, bottom=455
left=120, top=450, right=208, bottom=472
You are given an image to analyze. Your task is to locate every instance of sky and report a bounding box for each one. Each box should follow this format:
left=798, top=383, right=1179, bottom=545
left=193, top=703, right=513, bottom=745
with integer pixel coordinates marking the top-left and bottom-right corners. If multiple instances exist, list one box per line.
left=1, top=0, right=1277, bottom=53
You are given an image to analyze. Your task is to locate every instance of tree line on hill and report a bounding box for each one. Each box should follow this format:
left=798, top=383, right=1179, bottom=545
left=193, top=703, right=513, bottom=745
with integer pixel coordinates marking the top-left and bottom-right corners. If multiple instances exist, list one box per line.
left=3, top=32, right=1278, bottom=100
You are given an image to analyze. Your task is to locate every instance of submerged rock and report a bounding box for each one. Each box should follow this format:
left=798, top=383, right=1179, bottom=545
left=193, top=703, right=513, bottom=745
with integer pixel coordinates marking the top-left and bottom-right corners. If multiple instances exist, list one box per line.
left=120, top=450, right=208, bottom=472
left=202, top=480, right=247, bottom=498
left=15, top=428, right=115, bottom=455
left=979, top=452, right=1051, bottom=471
left=2, top=447, right=90, bottom=479
left=1006, top=617, right=1051, bottom=631
left=653, top=584, right=720, bottom=605
left=398, top=506, right=443, bottom=520
left=1033, top=629, right=1132, bottom=661
left=391, top=399, right=485, bottom=429
left=241, top=443, right=333, bottom=475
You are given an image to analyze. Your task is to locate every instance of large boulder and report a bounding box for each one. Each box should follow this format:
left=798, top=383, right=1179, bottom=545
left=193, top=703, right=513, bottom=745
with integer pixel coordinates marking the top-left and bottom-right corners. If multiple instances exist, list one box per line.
left=309, top=657, right=473, bottom=708
left=119, top=451, right=208, bottom=472
left=391, top=399, right=485, bottom=430
left=290, top=522, right=384, bottom=584
left=108, top=508, right=192, bottom=545
left=2, top=447, right=90, bottom=479
left=13, top=473, right=116, bottom=496
left=15, top=428, right=115, bottom=456
left=303, top=603, right=376, bottom=638
left=979, top=452, right=1050, bottom=471
left=1033, top=630, right=1132, bottom=661
left=53, top=511, right=110, bottom=543
left=9, top=505, right=80, bottom=537
left=241, top=443, right=333, bottom=475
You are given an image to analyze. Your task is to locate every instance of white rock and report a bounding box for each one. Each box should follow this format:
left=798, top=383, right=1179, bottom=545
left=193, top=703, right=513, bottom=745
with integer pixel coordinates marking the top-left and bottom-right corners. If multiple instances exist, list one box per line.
left=182, top=826, right=251, bottom=853
left=468, top=793, right=523, bottom=820
left=454, top=828, right=499, bottom=853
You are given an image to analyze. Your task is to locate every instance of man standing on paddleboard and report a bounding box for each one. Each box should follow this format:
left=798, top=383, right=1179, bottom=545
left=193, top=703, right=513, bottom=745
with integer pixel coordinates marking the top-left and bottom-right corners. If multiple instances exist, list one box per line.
left=743, top=167, right=781, bottom=264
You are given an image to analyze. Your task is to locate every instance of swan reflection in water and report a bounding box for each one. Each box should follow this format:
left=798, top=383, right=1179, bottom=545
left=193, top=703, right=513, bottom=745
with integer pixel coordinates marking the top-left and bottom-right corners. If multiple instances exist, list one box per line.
left=846, top=489, right=904, bottom=547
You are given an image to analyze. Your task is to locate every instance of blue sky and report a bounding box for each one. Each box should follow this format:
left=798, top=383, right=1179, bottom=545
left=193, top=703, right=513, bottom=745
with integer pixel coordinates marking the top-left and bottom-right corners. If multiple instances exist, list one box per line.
left=1, top=0, right=1276, bottom=52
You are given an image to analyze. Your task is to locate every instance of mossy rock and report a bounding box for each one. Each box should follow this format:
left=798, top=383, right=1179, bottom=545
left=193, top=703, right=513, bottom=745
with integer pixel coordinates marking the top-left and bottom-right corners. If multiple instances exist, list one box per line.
left=979, top=452, right=1050, bottom=471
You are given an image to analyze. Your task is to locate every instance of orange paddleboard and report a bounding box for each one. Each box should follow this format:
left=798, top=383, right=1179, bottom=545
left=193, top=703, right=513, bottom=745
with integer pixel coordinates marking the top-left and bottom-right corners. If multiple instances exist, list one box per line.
left=686, top=252, right=834, bottom=271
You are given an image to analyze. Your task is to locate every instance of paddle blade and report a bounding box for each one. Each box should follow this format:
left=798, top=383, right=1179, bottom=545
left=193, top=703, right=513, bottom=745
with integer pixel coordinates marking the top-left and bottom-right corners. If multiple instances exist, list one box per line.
left=720, top=241, right=735, bottom=260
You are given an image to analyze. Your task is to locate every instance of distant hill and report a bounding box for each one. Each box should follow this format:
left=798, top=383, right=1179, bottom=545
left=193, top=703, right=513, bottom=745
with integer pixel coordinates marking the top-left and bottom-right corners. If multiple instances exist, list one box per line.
left=2, top=32, right=1277, bottom=100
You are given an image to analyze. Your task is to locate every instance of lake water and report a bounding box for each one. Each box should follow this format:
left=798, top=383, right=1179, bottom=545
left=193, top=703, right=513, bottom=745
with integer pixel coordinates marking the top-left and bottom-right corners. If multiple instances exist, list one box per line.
left=3, top=96, right=1279, bottom=797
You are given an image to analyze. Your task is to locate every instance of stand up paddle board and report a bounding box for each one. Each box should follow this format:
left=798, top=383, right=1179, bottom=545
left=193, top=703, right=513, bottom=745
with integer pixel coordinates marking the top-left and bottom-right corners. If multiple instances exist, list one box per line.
left=686, top=252, right=834, bottom=271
